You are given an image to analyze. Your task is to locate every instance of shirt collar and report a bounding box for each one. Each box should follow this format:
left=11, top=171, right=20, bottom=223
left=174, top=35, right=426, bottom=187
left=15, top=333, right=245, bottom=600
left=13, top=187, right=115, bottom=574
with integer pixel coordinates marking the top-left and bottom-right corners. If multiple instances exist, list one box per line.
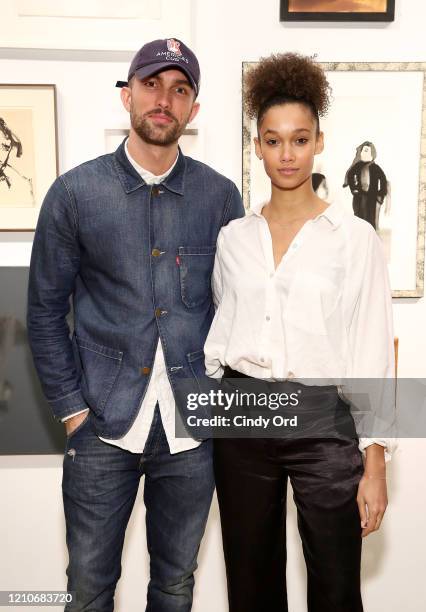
left=124, top=138, right=178, bottom=185
left=249, top=200, right=343, bottom=230
left=113, top=137, right=186, bottom=196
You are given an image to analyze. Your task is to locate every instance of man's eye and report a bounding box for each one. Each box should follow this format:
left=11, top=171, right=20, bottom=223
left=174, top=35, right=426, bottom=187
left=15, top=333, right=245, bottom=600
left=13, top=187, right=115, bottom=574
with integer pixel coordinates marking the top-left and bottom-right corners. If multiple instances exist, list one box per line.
left=144, top=80, right=156, bottom=87
left=176, top=87, right=188, bottom=95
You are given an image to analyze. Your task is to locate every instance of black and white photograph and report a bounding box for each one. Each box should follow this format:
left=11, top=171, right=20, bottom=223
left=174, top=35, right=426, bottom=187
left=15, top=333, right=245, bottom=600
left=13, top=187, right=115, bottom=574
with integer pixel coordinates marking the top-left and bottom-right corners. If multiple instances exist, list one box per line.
left=0, top=110, right=36, bottom=208
left=0, top=84, right=57, bottom=230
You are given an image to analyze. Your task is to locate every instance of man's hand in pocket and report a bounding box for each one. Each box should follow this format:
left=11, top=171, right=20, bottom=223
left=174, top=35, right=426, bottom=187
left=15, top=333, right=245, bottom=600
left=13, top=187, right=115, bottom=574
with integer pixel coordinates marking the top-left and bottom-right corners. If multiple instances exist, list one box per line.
left=64, top=409, right=90, bottom=436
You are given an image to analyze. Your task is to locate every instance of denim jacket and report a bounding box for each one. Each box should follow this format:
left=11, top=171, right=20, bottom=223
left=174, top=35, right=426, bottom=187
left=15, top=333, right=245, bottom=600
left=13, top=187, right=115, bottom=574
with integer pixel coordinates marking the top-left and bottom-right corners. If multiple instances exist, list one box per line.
left=27, top=140, right=244, bottom=438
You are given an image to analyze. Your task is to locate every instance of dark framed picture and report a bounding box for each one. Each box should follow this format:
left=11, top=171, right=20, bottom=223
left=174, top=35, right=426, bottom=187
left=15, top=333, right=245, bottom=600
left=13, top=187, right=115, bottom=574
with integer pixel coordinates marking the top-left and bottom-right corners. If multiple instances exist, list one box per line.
left=0, top=267, right=66, bottom=454
left=280, top=0, right=395, bottom=22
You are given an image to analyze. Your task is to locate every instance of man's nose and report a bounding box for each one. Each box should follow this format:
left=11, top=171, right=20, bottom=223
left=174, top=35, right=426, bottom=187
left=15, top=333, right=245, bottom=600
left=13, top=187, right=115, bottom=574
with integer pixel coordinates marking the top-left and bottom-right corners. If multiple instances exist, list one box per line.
left=155, top=87, right=172, bottom=109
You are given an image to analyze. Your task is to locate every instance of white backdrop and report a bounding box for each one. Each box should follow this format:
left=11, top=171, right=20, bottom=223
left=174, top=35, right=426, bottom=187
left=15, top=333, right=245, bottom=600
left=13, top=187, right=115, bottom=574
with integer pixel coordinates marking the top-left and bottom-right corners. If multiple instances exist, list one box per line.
left=1, top=0, right=426, bottom=610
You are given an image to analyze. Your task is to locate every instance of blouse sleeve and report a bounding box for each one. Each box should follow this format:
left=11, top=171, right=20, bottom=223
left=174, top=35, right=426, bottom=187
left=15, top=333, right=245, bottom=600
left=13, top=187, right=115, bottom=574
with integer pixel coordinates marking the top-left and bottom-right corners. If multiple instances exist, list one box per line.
left=211, top=230, right=224, bottom=309
left=204, top=230, right=225, bottom=379
left=346, top=223, right=397, bottom=462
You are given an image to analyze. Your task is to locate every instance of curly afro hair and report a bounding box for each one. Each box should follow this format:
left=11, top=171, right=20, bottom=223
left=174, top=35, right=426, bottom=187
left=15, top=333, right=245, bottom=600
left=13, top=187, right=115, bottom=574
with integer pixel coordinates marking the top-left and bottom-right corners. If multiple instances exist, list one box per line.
left=244, top=52, right=332, bottom=132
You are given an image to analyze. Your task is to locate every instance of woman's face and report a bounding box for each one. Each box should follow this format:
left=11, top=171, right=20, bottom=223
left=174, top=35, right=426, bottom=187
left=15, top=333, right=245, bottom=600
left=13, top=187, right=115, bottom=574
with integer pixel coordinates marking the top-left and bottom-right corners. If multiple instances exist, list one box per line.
left=360, top=144, right=373, bottom=162
left=254, top=102, right=323, bottom=191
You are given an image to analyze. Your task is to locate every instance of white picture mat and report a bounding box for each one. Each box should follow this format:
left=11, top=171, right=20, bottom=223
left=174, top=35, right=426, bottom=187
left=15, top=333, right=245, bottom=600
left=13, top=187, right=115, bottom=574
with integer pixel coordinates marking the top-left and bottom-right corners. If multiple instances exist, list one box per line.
left=247, top=70, right=424, bottom=294
left=17, top=0, right=161, bottom=19
left=2, top=0, right=191, bottom=50
left=0, top=86, right=57, bottom=230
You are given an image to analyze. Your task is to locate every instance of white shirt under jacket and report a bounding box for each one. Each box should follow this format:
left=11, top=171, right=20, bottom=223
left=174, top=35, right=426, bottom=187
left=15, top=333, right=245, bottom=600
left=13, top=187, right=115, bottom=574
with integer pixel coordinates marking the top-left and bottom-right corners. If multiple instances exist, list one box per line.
left=203, top=200, right=396, bottom=460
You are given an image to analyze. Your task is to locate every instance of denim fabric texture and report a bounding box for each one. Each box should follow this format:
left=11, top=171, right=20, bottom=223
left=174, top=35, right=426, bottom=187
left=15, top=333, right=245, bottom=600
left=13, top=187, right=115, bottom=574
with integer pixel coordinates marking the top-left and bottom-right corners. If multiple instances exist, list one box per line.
left=63, top=406, right=215, bottom=611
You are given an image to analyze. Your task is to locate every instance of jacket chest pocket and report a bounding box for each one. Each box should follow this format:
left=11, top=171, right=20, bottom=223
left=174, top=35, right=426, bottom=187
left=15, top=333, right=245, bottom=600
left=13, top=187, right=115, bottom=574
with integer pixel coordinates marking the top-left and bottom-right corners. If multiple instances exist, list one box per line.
left=178, top=245, right=216, bottom=308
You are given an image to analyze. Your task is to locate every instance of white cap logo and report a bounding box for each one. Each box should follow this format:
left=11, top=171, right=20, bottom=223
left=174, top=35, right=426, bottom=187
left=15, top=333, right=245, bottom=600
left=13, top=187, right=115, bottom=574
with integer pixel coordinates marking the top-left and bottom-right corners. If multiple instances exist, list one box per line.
left=167, top=39, right=182, bottom=56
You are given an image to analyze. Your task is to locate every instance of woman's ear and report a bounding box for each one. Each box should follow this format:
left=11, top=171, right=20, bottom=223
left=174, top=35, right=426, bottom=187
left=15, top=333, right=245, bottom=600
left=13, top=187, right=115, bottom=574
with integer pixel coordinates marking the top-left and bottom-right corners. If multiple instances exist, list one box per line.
left=314, top=131, right=324, bottom=156
left=254, top=136, right=262, bottom=160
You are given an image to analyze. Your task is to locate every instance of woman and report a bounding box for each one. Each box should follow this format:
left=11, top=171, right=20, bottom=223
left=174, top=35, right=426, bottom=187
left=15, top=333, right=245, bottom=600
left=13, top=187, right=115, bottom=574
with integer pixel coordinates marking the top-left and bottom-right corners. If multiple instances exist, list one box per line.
left=204, top=52, right=395, bottom=612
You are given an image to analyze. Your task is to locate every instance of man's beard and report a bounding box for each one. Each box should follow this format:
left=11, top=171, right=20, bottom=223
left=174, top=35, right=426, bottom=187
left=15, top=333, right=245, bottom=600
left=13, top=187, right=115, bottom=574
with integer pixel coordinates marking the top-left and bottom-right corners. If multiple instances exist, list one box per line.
left=130, top=106, right=190, bottom=146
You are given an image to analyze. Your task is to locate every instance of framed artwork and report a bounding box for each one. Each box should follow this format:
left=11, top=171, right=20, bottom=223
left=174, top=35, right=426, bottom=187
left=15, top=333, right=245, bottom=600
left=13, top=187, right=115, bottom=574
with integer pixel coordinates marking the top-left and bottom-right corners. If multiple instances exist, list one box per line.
left=0, top=84, right=58, bottom=231
left=1, top=0, right=191, bottom=51
left=280, top=0, right=395, bottom=22
left=242, top=62, right=426, bottom=298
left=0, top=267, right=65, bottom=454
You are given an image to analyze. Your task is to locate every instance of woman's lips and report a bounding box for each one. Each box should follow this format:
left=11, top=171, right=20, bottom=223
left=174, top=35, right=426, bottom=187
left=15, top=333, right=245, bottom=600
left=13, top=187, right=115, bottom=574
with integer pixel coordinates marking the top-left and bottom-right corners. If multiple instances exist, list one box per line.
left=278, top=168, right=299, bottom=175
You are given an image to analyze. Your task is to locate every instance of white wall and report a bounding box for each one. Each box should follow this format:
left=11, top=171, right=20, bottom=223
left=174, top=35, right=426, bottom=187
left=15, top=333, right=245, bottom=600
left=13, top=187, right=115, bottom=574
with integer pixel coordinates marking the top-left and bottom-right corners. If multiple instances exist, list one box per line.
left=1, top=1, right=426, bottom=610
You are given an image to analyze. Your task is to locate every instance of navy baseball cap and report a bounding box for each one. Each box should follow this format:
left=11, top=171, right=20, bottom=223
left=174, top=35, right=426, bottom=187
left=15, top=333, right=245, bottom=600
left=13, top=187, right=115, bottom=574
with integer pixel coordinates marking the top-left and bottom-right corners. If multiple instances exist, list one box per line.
left=116, top=38, right=200, bottom=96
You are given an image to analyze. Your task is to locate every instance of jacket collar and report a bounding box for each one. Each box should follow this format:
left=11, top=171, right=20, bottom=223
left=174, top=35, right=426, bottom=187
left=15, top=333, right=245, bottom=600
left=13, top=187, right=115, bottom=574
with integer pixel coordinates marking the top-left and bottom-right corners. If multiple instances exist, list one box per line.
left=113, top=137, right=186, bottom=196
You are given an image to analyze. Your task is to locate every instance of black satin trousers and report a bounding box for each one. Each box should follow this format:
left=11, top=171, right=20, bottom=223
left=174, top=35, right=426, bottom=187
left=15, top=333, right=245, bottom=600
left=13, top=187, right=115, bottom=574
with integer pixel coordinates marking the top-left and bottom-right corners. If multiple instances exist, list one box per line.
left=214, top=368, right=365, bottom=612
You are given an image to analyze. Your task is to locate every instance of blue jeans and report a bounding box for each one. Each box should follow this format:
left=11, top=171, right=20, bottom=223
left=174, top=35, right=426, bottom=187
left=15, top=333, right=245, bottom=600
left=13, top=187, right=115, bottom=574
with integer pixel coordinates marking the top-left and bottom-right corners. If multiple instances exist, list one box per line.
left=62, top=406, right=214, bottom=611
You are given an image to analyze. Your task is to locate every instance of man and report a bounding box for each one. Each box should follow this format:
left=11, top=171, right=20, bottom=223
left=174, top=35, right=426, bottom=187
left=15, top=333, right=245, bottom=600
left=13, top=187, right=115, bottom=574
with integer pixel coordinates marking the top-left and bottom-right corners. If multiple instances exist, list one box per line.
left=27, top=38, right=244, bottom=611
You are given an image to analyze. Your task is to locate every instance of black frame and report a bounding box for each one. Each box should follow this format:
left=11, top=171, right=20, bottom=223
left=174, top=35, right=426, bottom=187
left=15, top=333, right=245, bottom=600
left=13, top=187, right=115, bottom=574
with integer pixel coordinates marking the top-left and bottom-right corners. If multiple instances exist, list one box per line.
left=280, top=0, right=395, bottom=22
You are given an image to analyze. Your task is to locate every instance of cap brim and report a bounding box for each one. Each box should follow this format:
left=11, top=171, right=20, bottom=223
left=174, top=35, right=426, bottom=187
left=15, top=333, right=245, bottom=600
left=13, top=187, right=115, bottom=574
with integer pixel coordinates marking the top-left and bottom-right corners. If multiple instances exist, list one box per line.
left=133, top=62, right=198, bottom=95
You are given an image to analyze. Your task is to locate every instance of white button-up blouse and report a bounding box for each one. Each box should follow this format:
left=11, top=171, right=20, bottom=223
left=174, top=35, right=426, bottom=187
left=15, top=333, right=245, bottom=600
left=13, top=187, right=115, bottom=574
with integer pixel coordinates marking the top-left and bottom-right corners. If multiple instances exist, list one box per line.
left=204, top=201, right=396, bottom=459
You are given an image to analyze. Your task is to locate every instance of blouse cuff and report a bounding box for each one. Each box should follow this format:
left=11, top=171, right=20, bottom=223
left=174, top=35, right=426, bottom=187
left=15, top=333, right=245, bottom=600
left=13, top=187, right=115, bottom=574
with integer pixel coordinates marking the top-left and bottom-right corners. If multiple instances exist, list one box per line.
left=358, top=437, right=397, bottom=462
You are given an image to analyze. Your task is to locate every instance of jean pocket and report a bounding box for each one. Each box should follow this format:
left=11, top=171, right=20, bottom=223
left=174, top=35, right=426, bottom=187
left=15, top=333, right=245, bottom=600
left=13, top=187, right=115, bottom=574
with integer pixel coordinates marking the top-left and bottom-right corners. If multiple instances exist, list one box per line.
left=187, top=349, right=205, bottom=379
left=75, top=335, right=123, bottom=416
left=66, top=411, right=90, bottom=440
left=178, top=246, right=216, bottom=308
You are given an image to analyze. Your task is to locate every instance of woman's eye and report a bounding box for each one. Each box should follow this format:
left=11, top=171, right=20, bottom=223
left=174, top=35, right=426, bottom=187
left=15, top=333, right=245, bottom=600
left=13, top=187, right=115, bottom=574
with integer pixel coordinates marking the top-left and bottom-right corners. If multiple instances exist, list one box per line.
left=266, top=139, right=278, bottom=146
left=296, top=138, right=308, bottom=145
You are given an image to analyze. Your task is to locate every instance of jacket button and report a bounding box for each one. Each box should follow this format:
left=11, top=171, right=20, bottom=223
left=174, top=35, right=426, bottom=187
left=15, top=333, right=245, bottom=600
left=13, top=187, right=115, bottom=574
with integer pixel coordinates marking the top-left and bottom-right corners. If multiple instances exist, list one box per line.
left=154, top=307, right=161, bottom=317
left=152, top=248, right=161, bottom=257
left=140, top=366, right=151, bottom=375
left=152, top=186, right=160, bottom=196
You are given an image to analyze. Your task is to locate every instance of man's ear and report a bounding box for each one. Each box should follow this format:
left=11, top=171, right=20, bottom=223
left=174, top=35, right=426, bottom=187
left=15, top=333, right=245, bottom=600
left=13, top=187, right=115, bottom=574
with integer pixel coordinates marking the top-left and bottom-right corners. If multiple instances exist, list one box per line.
left=120, top=86, right=132, bottom=113
left=315, top=131, right=324, bottom=156
left=188, top=101, right=200, bottom=124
